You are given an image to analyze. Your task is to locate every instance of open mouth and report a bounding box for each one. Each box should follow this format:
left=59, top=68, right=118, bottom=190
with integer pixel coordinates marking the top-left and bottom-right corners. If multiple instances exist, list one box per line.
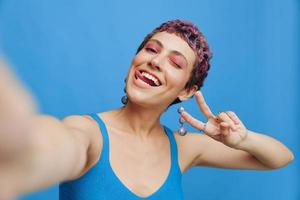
left=134, top=70, right=162, bottom=87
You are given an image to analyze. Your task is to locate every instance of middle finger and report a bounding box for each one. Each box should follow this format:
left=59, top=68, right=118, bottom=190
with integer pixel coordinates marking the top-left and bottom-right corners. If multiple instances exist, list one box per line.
left=217, top=112, right=236, bottom=130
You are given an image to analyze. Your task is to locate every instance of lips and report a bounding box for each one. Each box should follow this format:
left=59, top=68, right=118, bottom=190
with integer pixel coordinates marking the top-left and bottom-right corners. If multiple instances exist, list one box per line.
left=134, top=69, right=162, bottom=87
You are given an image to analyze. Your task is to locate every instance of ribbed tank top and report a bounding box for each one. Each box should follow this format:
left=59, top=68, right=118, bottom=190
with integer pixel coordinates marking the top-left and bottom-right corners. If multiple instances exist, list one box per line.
left=59, top=113, right=183, bottom=200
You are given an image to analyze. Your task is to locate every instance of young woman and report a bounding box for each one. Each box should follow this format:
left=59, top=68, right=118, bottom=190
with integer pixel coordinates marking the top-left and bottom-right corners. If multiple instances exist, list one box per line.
left=0, top=20, right=294, bottom=200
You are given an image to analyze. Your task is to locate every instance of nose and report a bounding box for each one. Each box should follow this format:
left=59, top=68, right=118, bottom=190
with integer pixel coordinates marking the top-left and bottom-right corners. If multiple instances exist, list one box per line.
left=148, top=56, right=162, bottom=71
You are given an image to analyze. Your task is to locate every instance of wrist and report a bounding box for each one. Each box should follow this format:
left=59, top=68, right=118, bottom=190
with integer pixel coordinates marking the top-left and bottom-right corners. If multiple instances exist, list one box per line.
left=235, top=129, right=253, bottom=151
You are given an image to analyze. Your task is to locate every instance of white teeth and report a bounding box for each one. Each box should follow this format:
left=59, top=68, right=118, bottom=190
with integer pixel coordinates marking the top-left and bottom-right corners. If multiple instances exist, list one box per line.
left=141, top=72, right=160, bottom=86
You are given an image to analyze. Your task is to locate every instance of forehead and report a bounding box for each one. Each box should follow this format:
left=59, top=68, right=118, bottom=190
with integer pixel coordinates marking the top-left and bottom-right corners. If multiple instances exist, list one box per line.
left=149, top=31, right=196, bottom=67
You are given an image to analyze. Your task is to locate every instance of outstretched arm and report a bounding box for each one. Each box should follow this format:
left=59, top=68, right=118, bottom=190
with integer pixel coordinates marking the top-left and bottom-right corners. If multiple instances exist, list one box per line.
left=0, top=58, right=37, bottom=158
left=0, top=58, right=101, bottom=199
left=181, top=91, right=294, bottom=170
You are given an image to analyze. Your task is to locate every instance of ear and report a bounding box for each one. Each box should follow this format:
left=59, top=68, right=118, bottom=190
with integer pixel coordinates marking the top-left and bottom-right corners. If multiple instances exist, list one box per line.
left=178, top=85, right=198, bottom=101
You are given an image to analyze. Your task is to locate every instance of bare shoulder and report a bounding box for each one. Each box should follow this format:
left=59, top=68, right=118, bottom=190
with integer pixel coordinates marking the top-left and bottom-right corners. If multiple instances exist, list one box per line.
left=62, top=114, right=104, bottom=144
left=62, top=114, right=97, bottom=131
left=172, top=130, right=207, bottom=172
left=61, top=114, right=103, bottom=179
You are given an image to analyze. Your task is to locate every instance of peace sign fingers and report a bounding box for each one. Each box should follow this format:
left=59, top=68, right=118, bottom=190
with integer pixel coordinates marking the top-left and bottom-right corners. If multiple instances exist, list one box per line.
left=180, top=111, right=206, bottom=131
left=181, top=111, right=220, bottom=136
left=195, top=91, right=214, bottom=119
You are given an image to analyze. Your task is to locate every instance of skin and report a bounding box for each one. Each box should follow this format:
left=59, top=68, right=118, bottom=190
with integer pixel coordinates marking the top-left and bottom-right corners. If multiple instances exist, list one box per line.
left=0, top=32, right=294, bottom=199
left=86, top=32, right=199, bottom=197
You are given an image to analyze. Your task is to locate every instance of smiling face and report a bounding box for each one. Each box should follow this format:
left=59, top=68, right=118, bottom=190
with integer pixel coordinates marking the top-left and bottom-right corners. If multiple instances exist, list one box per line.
left=125, top=31, right=198, bottom=109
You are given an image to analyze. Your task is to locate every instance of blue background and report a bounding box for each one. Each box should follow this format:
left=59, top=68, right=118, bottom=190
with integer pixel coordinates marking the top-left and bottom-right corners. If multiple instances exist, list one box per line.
left=0, top=0, right=298, bottom=199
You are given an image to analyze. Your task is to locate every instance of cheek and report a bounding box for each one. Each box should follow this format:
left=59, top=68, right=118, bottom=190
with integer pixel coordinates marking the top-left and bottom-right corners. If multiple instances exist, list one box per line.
left=131, top=51, right=149, bottom=66
left=165, top=69, right=188, bottom=89
left=127, top=54, right=144, bottom=75
left=130, top=57, right=139, bottom=68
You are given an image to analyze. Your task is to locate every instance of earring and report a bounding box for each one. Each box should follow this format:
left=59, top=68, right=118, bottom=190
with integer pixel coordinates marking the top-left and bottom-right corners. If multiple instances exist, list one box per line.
left=121, top=78, right=128, bottom=105
left=121, top=95, right=128, bottom=105
left=177, top=106, right=187, bottom=136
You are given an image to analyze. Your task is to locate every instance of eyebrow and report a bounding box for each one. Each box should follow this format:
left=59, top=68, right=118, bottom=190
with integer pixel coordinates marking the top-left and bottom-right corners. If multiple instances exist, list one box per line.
left=147, top=39, right=189, bottom=66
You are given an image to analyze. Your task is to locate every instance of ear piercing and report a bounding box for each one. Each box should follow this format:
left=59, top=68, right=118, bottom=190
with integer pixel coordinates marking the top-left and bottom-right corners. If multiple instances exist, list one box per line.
left=121, top=95, right=128, bottom=105
left=177, top=106, right=187, bottom=136
left=121, top=78, right=128, bottom=105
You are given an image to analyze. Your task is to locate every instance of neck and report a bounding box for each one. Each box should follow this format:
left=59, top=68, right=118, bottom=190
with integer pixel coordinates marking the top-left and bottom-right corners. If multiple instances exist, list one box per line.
left=111, top=101, right=166, bottom=138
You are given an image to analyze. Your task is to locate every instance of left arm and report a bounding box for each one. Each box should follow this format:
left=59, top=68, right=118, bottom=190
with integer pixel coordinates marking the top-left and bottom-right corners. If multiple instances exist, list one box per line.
left=180, top=91, right=294, bottom=170
left=185, top=130, right=294, bottom=170
left=235, top=130, right=294, bottom=169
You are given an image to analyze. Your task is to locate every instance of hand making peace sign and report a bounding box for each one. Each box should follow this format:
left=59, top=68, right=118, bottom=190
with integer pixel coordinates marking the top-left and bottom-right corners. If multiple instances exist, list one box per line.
left=181, top=91, right=249, bottom=149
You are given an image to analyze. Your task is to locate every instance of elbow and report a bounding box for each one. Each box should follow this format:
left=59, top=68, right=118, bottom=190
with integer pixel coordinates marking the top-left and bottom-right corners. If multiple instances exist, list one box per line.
left=283, top=146, right=295, bottom=166
left=288, top=151, right=295, bottom=164
left=284, top=150, right=295, bottom=166
left=268, top=152, right=295, bottom=170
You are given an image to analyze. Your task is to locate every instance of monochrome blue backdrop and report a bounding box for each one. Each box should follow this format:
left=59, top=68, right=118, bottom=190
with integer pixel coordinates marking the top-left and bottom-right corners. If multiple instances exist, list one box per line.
left=0, top=0, right=298, bottom=199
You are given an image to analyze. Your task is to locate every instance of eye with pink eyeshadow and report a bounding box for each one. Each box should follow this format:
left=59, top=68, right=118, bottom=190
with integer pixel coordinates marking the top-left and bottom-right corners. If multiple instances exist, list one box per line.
left=169, top=55, right=185, bottom=69
left=145, top=43, right=160, bottom=54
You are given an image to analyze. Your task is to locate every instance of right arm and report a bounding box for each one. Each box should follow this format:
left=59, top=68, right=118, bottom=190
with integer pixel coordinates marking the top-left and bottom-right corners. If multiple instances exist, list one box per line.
left=6, top=115, right=102, bottom=195
left=0, top=57, right=102, bottom=198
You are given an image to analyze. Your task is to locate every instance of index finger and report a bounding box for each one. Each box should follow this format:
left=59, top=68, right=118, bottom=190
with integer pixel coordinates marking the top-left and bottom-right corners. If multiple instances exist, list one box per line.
left=195, top=91, right=214, bottom=119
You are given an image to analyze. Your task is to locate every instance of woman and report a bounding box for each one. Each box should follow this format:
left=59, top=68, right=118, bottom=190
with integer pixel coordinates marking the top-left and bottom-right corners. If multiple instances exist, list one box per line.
left=0, top=20, right=294, bottom=200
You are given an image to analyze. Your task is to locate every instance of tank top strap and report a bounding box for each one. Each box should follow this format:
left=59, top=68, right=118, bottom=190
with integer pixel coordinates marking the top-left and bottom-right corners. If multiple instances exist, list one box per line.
left=163, top=126, right=182, bottom=176
left=89, top=113, right=109, bottom=162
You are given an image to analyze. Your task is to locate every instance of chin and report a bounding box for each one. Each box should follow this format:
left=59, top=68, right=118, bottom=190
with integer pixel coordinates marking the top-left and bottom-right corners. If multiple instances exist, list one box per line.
left=127, top=92, right=174, bottom=111
left=127, top=92, right=154, bottom=107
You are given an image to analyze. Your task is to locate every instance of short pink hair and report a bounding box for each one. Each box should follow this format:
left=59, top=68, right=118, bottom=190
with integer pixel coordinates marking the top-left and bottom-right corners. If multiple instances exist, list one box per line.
left=136, top=19, right=212, bottom=105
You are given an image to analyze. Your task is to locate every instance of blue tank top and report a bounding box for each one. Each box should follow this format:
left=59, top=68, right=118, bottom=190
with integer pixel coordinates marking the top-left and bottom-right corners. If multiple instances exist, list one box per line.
left=59, top=113, right=183, bottom=200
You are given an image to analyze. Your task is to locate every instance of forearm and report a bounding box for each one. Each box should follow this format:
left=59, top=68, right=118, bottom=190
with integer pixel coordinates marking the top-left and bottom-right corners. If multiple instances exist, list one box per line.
left=237, top=130, right=294, bottom=169
left=0, top=115, right=87, bottom=197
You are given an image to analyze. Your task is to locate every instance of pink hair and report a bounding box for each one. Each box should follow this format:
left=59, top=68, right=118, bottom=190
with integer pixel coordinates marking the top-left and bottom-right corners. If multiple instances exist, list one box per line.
left=136, top=19, right=212, bottom=104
